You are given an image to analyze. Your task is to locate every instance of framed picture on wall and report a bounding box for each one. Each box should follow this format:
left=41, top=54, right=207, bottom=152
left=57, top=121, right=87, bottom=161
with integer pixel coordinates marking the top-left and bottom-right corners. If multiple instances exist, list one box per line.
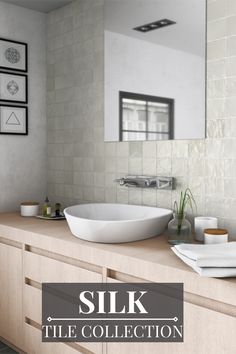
left=0, top=105, right=28, bottom=135
left=0, top=38, right=27, bottom=72
left=0, top=72, right=28, bottom=103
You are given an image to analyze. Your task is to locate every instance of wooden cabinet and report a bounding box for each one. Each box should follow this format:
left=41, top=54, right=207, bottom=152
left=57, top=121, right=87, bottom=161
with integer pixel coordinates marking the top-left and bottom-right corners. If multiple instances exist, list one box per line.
left=0, top=214, right=236, bottom=354
left=0, top=240, right=23, bottom=349
left=24, top=323, right=87, bottom=354
left=106, top=302, right=236, bottom=354
left=22, top=251, right=236, bottom=354
left=23, top=248, right=103, bottom=354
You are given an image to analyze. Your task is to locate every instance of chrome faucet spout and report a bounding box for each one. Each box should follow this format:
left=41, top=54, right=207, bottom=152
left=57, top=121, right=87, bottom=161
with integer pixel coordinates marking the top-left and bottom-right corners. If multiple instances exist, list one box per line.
left=157, top=178, right=172, bottom=189
left=114, top=177, right=138, bottom=187
left=114, top=175, right=174, bottom=190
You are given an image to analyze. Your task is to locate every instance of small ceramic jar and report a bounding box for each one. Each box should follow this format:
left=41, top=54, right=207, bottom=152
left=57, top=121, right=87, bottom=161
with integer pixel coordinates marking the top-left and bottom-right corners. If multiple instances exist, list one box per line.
left=204, top=228, right=228, bottom=244
left=194, top=216, right=218, bottom=242
left=20, top=202, right=39, bottom=217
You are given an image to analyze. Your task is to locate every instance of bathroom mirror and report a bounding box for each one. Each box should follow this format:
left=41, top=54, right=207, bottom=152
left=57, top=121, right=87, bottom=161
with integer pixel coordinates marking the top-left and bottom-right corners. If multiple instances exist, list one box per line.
left=104, top=0, right=206, bottom=142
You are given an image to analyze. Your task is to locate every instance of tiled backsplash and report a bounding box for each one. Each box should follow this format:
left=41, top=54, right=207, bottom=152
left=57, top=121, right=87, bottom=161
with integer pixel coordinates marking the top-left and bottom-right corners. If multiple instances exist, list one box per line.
left=46, top=0, right=236, bottom=237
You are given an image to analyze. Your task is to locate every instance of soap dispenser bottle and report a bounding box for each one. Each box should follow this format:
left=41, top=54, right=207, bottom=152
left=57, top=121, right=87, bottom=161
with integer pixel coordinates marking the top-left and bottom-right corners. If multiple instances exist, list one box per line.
left=43, top=197, right=51, bottom=217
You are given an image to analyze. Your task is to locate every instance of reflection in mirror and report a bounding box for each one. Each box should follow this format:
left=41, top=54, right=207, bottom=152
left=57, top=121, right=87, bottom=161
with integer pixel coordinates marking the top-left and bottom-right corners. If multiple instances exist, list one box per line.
left=120, top=92, right=174, bottom=141
left=104, top=0, right=206, bottom=142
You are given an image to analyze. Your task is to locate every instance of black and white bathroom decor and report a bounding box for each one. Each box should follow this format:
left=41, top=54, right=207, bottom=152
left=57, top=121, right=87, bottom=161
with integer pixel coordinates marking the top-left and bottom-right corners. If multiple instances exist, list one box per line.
left=0, top=104, right=28, bottom=135
left=0, top=38, right=27, bottom=72
left=0, top=72, right=28, bottom=103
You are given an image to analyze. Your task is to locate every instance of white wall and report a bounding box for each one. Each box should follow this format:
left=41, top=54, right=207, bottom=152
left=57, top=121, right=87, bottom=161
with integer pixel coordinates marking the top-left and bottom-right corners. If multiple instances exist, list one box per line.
left=104, top=30, right=205, bottom=141
left=0, top=1, right=47, bottom=211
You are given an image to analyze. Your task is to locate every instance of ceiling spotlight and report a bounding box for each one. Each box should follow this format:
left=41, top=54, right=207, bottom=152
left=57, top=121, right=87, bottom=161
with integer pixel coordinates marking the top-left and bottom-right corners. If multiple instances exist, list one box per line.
left=140, top=27, right=149, bottom=31
left=134, top=19, right=176, bottom=33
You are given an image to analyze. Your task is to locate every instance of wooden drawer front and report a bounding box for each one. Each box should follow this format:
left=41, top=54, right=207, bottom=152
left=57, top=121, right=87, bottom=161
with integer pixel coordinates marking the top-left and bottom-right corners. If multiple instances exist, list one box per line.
left=106, top=277, right=121, bottom=283
left=24, top=284, right=41, bottom=324
left=0, top=243, right=23, bottom=349
left=106, top=302, right=236, bottom=354
left=23, top=251, right=103, bottom=354
left=24, top=285, right=102, bottom=354
left=24, top=251, right=102, bottom=283
left=24, top=323, right=91, bottom=354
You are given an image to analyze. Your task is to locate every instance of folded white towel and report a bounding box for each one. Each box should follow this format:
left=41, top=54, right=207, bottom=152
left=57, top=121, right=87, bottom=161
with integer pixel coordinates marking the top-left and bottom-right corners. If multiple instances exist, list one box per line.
left=171, top=242, right=236, bottom=277
left=174, top=242, right=236, bottom=267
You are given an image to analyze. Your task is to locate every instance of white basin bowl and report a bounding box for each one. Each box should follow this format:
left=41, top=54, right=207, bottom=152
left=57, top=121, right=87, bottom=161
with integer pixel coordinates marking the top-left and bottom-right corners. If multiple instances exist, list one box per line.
left=64, top=203, right=172, bottom=243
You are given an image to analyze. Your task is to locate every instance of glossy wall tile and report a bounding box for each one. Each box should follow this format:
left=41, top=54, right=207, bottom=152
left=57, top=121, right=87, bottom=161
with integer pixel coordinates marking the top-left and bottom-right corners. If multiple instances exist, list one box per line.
left=46, top=0, right=236, bottom=237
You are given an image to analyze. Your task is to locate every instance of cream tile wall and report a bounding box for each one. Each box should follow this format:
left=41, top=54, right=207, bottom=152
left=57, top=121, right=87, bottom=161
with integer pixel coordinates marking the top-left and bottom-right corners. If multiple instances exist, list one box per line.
left=0, top=1, right=47, bottom=212
left=46, top=0, right=236, bottom=237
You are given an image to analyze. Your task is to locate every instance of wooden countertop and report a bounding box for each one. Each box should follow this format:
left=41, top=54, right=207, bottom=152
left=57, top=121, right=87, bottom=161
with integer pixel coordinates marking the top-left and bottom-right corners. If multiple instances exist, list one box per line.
left=0, top=212, right=236, bottom=308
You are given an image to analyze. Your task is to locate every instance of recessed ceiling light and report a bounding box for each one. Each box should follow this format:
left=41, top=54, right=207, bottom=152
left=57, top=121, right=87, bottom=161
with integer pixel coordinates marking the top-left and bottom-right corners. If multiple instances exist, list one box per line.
left=133, top=19, right=176, bottom=33
left=140, top=27, right=149, bottom=31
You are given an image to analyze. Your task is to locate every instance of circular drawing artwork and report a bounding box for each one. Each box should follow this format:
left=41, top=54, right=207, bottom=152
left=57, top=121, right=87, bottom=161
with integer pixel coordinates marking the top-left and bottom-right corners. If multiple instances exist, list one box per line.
left=5, top=47, right=21, bottom=64
left=7, top=80, right=19, bottom=95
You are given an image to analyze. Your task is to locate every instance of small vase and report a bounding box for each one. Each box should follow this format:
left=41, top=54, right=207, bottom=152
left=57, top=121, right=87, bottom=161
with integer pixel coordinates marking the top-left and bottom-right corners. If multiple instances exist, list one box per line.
left=168, top=212, right=192, bottom=245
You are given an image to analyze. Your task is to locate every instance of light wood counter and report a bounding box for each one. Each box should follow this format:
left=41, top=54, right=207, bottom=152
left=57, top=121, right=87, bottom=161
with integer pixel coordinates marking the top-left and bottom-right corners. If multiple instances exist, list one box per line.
left=0, top=212, right=236, bottom=354
left=0, top=212, right=236, bottom=310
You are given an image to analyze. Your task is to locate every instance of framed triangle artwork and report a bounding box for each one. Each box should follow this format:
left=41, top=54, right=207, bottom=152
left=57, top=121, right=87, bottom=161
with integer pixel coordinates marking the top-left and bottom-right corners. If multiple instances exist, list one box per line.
left=0, top=105, right=28, bottom=135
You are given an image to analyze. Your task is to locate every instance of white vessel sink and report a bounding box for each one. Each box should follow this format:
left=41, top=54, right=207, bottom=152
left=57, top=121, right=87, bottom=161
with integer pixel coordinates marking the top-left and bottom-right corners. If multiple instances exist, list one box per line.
left=64, top=203, right=172, bottom=243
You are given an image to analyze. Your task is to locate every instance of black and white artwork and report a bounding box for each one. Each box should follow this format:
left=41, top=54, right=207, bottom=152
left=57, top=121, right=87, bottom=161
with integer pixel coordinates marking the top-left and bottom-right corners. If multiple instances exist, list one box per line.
left=0, top=38, right=27, bottom=72
left=0, top=105, right=28, bottom=135
left=0, top=72, right=27, bottom=103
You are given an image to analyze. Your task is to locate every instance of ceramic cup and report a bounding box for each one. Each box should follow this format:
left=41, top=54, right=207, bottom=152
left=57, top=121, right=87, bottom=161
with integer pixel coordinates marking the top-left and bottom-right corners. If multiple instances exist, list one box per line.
left=204, top=229, right=228, bottom=244
left=194, top=216, right=218, bottom=242
left=20, top=202, right=39, bottom=217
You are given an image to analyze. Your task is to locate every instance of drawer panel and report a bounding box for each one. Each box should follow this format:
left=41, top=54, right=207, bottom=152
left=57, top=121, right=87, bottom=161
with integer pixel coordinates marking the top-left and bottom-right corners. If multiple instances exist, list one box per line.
left=0, top=243, right=23, bottom=349
left=106, top=301, right=236, bottom=354
left=24, top=284, right=41, bottom=324
left=24, top=323, right=89, bottom=354
left=106, top=277, right=121, bottom=283
left=24, top=251, right=102, bottom=283
left=24, top=285, right=102, bottom=354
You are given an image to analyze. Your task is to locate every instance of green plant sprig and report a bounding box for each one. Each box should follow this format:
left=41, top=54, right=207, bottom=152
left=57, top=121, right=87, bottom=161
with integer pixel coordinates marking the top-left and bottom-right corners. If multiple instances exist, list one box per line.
left=174, top=188, right=197, bottom=216
left=173, top=188, right=197, bottom=235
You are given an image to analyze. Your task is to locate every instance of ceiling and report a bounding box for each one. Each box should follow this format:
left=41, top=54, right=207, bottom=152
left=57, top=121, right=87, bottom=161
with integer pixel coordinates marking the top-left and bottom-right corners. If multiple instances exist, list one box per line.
left=105, top=0, right=206, bottom=57
left=1, top=0, right=205, bottom=56
left=0, top=0, right=73, bottom=13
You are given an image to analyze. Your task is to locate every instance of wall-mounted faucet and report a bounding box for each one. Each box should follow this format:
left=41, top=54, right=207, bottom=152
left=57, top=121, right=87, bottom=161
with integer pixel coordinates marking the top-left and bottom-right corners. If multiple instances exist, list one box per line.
left=114, top=175, right=174, bottom=190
